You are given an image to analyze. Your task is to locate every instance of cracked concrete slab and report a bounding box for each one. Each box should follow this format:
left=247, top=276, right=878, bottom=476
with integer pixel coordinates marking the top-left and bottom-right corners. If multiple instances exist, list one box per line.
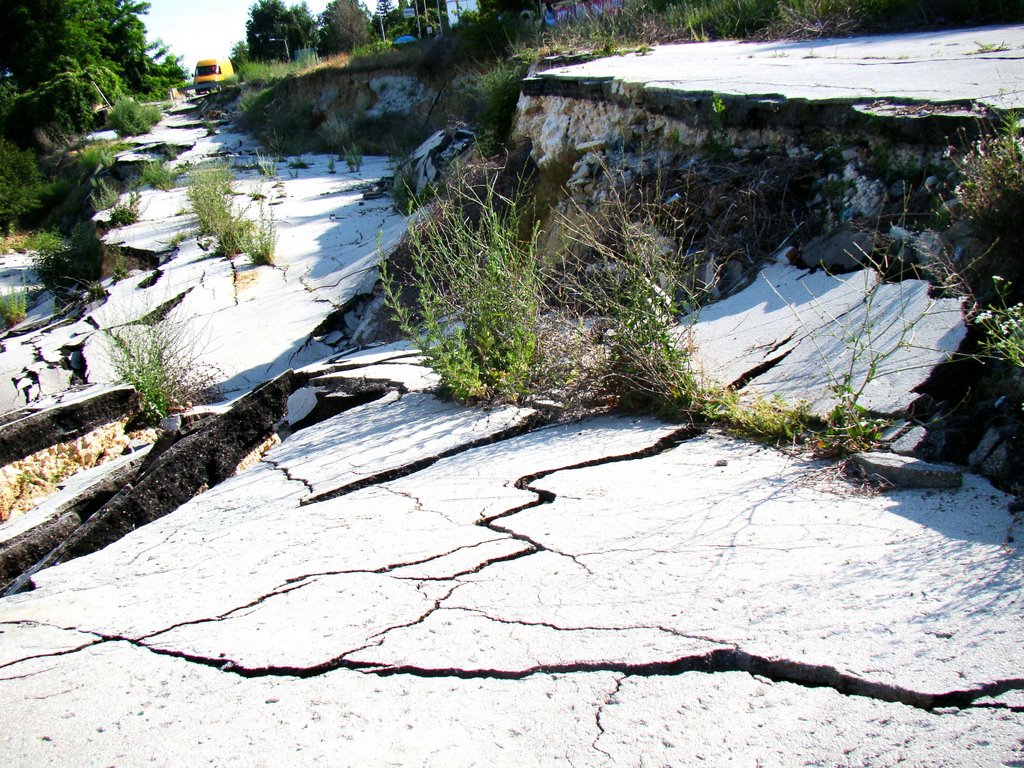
left=440, top=433, right=1022, bottom=697
left=595, top=672, right=1024, bottom=766
left=0, top=403, right=1020, bottom=762
left=689, top=263, right=966, bottom=415
left=537, top=25, right=1024, bottom=111
left=264, top=391, right=536, bottom=499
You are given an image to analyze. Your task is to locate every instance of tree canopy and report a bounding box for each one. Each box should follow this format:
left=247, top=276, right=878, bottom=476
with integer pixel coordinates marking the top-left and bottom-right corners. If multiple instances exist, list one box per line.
left=0, top=0, right=186, bottom=145
left=319, top=0, right=372, bottom=54
left=246, top=0, right=319, bottom=60
left=0, top=0, right=185, bottom=96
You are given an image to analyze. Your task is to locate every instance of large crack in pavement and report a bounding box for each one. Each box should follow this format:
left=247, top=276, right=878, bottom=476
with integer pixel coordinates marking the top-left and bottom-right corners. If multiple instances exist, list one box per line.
left=298, top=416, right=545, bottom=507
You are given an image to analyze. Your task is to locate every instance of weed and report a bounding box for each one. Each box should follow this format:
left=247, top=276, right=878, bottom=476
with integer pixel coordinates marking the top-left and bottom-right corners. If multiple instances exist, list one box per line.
left=103, top=312, right=219, bottom=424
left=89, top=177, right=121, bottom=211
left=138, top=160, right=178, bottom=190
left=344, top=145, right=363, bottom=172
left=0, top=288, right=28, bottom=327
left=382, top=182, right=542, bottom=402
left=108, top=190, right=142, bottom=227
left=109, top=98, right=162, bottom=137
left=327, top=157, right=336, bottom=174
left=975, top=277, right=1024, bottom=369
left=256, top=153, right=277, bottom=177
left=713, top=391, right=812, bottom=444
left=954, top=113, right=1024, bottom=252
left=246, top=202, right=277, bottom=266
left=287, top=157, right=311, bottom=169
left=186, top=162, right=235, bottom=238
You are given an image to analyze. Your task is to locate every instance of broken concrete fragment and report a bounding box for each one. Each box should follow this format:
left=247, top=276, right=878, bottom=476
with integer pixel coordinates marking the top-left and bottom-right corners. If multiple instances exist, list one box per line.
left=851, top=451, right=962, bottom=488
left=891, top=425, right=928, bottom=456
left=0, top=448, right=150, bottom=590
left=3, top=372, right=297, bottom=593
left=690, top=263, right=966, bottom=417
left=400, top=128, right=476, bottom=197
left=0, top=385, right=141, bottom=466
left=798, top=224, right=874, bottom=272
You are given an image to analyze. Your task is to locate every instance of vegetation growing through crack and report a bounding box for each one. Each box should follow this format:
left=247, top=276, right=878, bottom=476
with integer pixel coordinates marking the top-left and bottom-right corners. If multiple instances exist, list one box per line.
left=186, top=162, right=277, bottom=264
left=382, top=155, right=817, bottom=445
left=103, top=308, right=221, bottom=424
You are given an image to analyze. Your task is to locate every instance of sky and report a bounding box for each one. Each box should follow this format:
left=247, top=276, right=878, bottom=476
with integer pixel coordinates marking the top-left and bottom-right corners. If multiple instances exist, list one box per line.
left=143, top=0, right=337, bottom=72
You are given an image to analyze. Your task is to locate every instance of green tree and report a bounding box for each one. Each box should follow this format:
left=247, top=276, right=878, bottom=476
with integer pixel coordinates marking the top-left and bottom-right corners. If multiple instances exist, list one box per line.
left=246, top=0, right=318, bottom=60
left=0, top=139, right=42, bottom=232
left=0, top=0, right=185, bottom=146
left=319, top=0, right=372, bottom=54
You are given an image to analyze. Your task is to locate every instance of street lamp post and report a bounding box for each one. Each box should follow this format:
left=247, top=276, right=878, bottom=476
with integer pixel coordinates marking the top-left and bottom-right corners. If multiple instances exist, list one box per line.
left=268, top=36, right=290, bottom=61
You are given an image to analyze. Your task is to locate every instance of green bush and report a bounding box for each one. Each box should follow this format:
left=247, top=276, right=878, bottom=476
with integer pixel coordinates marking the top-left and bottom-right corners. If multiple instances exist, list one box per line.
left=103, top=315, right=219, bottom=424
left=4, top=71, right=108, bottom=147
left=0, top=139, right=43, bottom=232
left=108, top=98, right=162, bottom=137
left=78, top=144, right=117, bottom=175
left=476, top=57, right=531, bottom=157
left=29, top=225, right=102, bottom=292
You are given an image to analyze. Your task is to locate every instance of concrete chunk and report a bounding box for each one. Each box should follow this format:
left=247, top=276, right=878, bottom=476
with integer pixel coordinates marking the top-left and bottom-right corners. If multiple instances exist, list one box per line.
left=851, top=450, right=962, bottom=488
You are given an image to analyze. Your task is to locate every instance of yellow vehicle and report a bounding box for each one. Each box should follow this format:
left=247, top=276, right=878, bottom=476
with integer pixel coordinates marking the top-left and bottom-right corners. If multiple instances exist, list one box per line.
left=192, top=59, right=234, bottom=91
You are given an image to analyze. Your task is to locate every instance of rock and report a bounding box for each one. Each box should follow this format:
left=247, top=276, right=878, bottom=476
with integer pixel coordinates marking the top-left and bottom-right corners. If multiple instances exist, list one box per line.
left=891, top=426, right=928, bottom=456
left=285, top=386, right=320, bottom=426
left=798, top=224, right=874, bottom=272
left=159, top=414, right=183, bottom=433
left=851, top=451, right=962, bottom=488
left=968, top=426, right=1023, bottom=485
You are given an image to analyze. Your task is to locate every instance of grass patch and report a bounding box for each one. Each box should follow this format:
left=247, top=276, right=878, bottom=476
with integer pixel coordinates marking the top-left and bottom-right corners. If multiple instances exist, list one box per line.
left=236, top=59, right=307, bottom=86
left=108, top=98, right=162, bottom=137
left=138, top=160, right=179, bottom=190
left=0, top=288, right=28, bottom=327
left=108, top=190, right=141, bottom=227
